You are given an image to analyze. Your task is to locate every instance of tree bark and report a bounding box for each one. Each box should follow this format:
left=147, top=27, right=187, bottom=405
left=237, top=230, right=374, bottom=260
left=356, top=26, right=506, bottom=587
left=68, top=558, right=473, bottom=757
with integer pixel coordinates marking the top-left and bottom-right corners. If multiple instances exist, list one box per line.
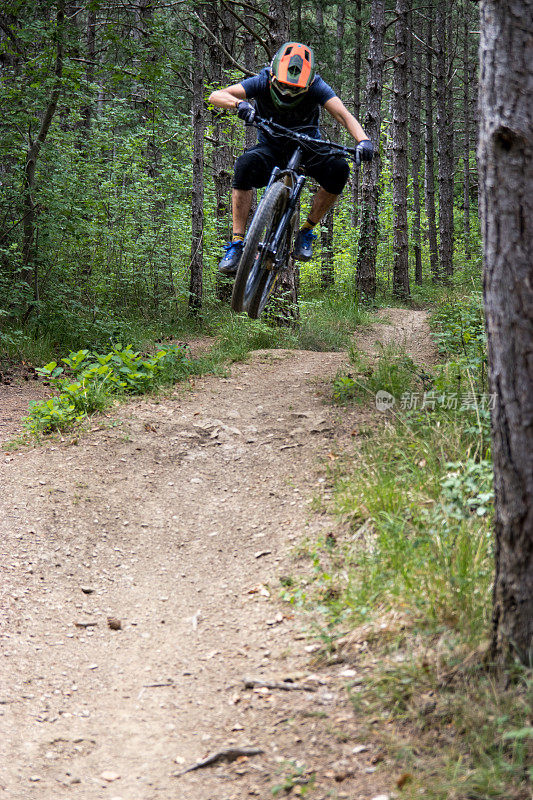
left=409, top=12, right=422, bottom=285
left=462, top=0, right=471, bottom=261
left=320, top=2, right=345, bottom=291
left=22, top=0, right=65, bottom=302
left=392, top=0, right=410, bottom=299
left=351, top=0, right=362, bottom=228
left=435, top=0, right=454, bottom=279
left=207, top=2, right=234, bottom=238
left=479, top=0, right=533, bottom=666
left=269, top=0, right=299, bottom=325
left=424, top=6, right=439, bottom=282
left=356, top=0, right=385, bottom=300
left=189, top=19, right=204, bottom=312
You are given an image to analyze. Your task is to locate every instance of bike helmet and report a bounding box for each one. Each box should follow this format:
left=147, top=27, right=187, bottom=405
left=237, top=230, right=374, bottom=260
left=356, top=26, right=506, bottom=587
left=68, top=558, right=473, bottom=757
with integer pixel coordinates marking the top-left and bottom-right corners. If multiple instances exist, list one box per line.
left=269, top=42, right=316, bottom=109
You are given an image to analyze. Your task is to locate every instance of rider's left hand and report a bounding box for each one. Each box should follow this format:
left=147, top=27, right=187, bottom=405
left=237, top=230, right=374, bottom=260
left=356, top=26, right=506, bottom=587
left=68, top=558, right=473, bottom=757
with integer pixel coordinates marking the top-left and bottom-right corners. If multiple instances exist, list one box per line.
left=236, top=101, right=256, bottom=124
left=356, top=139, right=374, bottom=162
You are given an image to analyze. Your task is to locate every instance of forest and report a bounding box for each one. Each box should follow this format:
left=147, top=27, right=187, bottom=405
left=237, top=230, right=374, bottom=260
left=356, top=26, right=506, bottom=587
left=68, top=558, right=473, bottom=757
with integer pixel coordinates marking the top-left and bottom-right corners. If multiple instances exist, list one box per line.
left=0, top=2, right=532, bottom=799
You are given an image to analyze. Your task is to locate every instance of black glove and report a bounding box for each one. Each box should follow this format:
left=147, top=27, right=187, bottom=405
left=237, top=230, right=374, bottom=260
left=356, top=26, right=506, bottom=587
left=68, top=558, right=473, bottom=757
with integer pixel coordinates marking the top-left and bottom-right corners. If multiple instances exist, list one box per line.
left=356, top=139, right=374, bottom=164
left=236, top=100, right=256, bottom=124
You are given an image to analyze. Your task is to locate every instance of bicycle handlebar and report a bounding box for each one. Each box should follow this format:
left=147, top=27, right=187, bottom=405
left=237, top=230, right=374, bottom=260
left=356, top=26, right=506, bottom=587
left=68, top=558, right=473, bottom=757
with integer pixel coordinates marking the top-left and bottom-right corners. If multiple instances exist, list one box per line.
left=252, top=116, right=361, bottom=165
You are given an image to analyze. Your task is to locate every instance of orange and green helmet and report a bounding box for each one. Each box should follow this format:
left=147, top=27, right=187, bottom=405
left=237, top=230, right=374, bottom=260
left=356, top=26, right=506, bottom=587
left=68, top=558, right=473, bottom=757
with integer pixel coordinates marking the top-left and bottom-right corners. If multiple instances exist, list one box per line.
left=269, top=42, right=316, bottom=109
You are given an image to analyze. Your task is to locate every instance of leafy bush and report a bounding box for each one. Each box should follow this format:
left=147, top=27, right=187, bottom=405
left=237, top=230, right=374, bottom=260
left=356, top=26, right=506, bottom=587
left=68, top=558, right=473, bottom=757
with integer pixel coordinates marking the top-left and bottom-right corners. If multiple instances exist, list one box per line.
left=431, top=292, right=487, bottom=394
left=25, top=343, right=191, bottom=434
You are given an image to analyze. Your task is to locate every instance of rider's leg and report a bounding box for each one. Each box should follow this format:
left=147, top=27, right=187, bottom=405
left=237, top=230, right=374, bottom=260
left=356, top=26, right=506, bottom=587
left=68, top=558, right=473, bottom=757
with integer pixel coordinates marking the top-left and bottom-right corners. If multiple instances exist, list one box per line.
left=294, top=189, right=339, bottom=261
left=307, top=187, right=339, bottom=225
left=232, top=189, right=253, bottom=239
left=294, top=154, right=350, bottom=260
left=219, top=145, right=277, bottom=274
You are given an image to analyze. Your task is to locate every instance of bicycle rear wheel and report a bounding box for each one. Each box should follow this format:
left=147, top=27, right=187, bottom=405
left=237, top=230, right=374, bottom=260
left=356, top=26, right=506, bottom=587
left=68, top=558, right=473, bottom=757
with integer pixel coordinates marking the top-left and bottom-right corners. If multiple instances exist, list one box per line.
left=231, top=181, right=289, bottom=318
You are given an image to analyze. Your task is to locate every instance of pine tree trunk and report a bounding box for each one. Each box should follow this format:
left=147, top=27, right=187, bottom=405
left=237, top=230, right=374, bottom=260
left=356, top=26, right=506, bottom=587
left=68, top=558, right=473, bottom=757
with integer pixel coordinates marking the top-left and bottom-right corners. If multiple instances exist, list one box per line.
left=351, top=0, right=362, bottom=228
left=82, top=9, right=96, bottom=133
left=392, top=0, right=410, bottom=299
left=207, top=2, right=234, bottom=237
left=409, top=13, right=422, bottom=284
left=356, top=0, right=385, bottom=300
left=189, top=22, right=204, bottom=313
left=479, top=0, right=533, bottom=667
left=22, top=0, right=64, bottom=305
left=436, top=0, right=454, bottom=279
left=321, top=208, right=334, bottom=289
left=320, top=2, right=345, bottom=290
left=269, top=0, right=299, bottom=325
left=463, top=0, right=471, bottom=261
left=424, top=7, right=439, bottom=282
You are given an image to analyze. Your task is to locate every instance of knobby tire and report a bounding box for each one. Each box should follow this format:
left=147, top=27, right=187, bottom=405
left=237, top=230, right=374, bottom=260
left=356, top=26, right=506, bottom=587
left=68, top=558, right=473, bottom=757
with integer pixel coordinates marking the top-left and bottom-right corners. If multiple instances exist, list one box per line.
left=231, top=181, right=289, bottom=319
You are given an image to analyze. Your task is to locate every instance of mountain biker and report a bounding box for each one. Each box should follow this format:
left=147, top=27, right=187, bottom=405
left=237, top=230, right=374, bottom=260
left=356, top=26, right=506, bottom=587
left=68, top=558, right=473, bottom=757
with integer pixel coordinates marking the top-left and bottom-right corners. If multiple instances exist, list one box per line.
left=208, top=42, right=374, bottom=275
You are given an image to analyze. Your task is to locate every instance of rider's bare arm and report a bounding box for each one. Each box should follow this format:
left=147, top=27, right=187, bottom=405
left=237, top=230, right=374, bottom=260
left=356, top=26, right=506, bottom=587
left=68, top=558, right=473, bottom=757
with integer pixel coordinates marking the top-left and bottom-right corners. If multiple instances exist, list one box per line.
left=324, top=97, right=368, bottom=144
left=208, top=83, right=246, bottom=111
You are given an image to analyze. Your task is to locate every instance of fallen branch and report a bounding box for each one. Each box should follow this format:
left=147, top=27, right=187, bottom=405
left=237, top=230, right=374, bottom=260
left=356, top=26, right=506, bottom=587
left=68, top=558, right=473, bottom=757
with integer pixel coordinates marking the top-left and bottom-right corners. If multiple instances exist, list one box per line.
left=175, top=746, right=264, bottom=775
left=243, top=677, right=317, bottom=692
left=143, top=682, right=175, bottom=688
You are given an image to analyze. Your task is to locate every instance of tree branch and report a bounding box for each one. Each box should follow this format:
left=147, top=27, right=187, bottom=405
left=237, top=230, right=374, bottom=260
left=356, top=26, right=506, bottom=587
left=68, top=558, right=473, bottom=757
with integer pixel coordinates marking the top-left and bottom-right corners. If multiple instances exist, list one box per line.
left=190, top=10, right=253, bottom=77
left=218, top=0, right=272, bottom=58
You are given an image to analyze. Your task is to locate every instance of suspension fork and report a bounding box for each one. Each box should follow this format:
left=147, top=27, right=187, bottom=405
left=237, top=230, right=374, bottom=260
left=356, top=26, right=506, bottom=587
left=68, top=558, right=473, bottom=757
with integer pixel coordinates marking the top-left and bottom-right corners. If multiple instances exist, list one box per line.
left=267, top=174, right=306, bottom=259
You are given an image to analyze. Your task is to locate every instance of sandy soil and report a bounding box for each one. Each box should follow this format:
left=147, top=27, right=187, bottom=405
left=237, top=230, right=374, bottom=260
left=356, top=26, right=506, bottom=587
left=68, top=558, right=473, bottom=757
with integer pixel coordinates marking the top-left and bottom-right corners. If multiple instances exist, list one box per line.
left=0, top=310, right=434, bottom=800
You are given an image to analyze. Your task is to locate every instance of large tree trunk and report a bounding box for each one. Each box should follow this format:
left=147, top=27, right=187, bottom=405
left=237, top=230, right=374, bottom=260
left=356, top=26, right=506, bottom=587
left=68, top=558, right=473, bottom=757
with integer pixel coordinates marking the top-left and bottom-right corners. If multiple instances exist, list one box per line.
left=189, top=20, right=204, bottom=312
left=479, top=0, right=533, bottom=666
left=435, top=0, right=454, bottom=279
left=351, top=0, right=362, bottom=228
left=391, top=0, right=410, bottom=299
left=207, top=2, right=234, bottom=237
left=409, top=12, right=422, bottom=285
left=356, top=0, right=385, bottom=300
left=320, top=2, right=345, bottom=291
left=22, top=0, right=65, bottom=305
left=462, top=0, right=471, bottom=261
left=424, top=6, right=439, bottom=282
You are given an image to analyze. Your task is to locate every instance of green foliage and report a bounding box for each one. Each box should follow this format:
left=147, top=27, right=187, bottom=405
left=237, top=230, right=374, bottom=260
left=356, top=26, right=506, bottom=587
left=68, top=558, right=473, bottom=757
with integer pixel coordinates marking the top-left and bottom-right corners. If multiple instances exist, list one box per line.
left=431, top=292, right=487, bottom=392
left=25, top=343, right=191, bottom=434
left=271, top=760, right=315, bottom=797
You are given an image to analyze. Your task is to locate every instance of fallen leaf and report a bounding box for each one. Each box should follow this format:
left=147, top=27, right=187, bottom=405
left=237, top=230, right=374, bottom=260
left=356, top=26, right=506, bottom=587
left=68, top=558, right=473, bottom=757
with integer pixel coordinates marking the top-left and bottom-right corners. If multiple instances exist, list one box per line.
left=397, top=772, right=413, bottom=789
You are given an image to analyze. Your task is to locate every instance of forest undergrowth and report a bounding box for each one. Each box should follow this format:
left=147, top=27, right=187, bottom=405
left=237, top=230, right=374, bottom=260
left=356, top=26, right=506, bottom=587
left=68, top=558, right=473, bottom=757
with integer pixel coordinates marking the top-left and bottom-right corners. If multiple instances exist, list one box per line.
left=282, top=290, right=532, bottom=800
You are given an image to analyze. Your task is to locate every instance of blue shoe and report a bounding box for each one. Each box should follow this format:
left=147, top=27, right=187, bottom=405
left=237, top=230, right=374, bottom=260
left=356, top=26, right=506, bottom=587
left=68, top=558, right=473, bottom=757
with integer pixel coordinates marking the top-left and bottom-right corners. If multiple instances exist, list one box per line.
left=219, top=241, right=244, bottom=275
left=294, top=228, right=317, bottom=261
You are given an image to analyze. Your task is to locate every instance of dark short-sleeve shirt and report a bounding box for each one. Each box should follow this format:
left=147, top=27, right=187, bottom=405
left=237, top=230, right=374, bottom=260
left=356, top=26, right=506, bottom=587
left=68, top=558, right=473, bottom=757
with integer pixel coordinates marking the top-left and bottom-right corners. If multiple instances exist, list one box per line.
left=240, top=67, right=336, bottom=143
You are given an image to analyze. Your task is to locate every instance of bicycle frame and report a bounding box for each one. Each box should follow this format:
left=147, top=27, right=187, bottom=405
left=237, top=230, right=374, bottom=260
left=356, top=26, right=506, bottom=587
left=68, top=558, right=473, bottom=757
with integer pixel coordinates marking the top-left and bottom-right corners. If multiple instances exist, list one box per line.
left=261, top=149, right=306, bottom=268
left=250, top=117, right=359, bottom=271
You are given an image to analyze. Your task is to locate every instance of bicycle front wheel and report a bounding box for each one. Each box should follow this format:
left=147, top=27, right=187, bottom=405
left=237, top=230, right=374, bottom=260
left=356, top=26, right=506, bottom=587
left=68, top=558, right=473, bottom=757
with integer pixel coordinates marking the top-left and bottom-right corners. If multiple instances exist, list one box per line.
left=231, top=181, right=289, bottom=318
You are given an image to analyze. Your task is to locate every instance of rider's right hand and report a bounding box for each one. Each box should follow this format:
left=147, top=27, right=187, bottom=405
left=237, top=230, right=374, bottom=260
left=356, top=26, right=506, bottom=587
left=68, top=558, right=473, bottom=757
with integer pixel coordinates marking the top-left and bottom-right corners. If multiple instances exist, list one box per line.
left=236, top=101, right=256, bottom=124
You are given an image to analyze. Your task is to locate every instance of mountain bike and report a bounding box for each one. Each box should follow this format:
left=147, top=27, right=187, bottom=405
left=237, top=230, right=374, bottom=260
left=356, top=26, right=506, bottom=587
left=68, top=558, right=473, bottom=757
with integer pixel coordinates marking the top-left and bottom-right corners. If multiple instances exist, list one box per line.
left=231, top=116, right=362, bottom=319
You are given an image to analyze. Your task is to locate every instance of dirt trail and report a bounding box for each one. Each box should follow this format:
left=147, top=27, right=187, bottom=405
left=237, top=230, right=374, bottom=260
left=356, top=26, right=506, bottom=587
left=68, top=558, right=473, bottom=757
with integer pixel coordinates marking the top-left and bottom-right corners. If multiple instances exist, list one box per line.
left=0, top=310, right=434, bottom=800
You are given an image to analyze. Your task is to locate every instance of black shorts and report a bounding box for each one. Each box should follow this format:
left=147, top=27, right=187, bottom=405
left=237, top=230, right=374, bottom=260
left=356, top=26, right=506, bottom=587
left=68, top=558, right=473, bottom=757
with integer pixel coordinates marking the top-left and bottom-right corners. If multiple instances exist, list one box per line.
left=232, top=140, right=350, bottom=196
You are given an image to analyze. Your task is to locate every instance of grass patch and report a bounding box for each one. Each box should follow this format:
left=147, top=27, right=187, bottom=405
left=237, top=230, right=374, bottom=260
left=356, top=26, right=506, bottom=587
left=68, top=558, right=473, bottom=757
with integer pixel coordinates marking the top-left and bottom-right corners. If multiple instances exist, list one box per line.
left=332, top=341, right=425, bottom=405
left=295, top=295, right=372, bottom=351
